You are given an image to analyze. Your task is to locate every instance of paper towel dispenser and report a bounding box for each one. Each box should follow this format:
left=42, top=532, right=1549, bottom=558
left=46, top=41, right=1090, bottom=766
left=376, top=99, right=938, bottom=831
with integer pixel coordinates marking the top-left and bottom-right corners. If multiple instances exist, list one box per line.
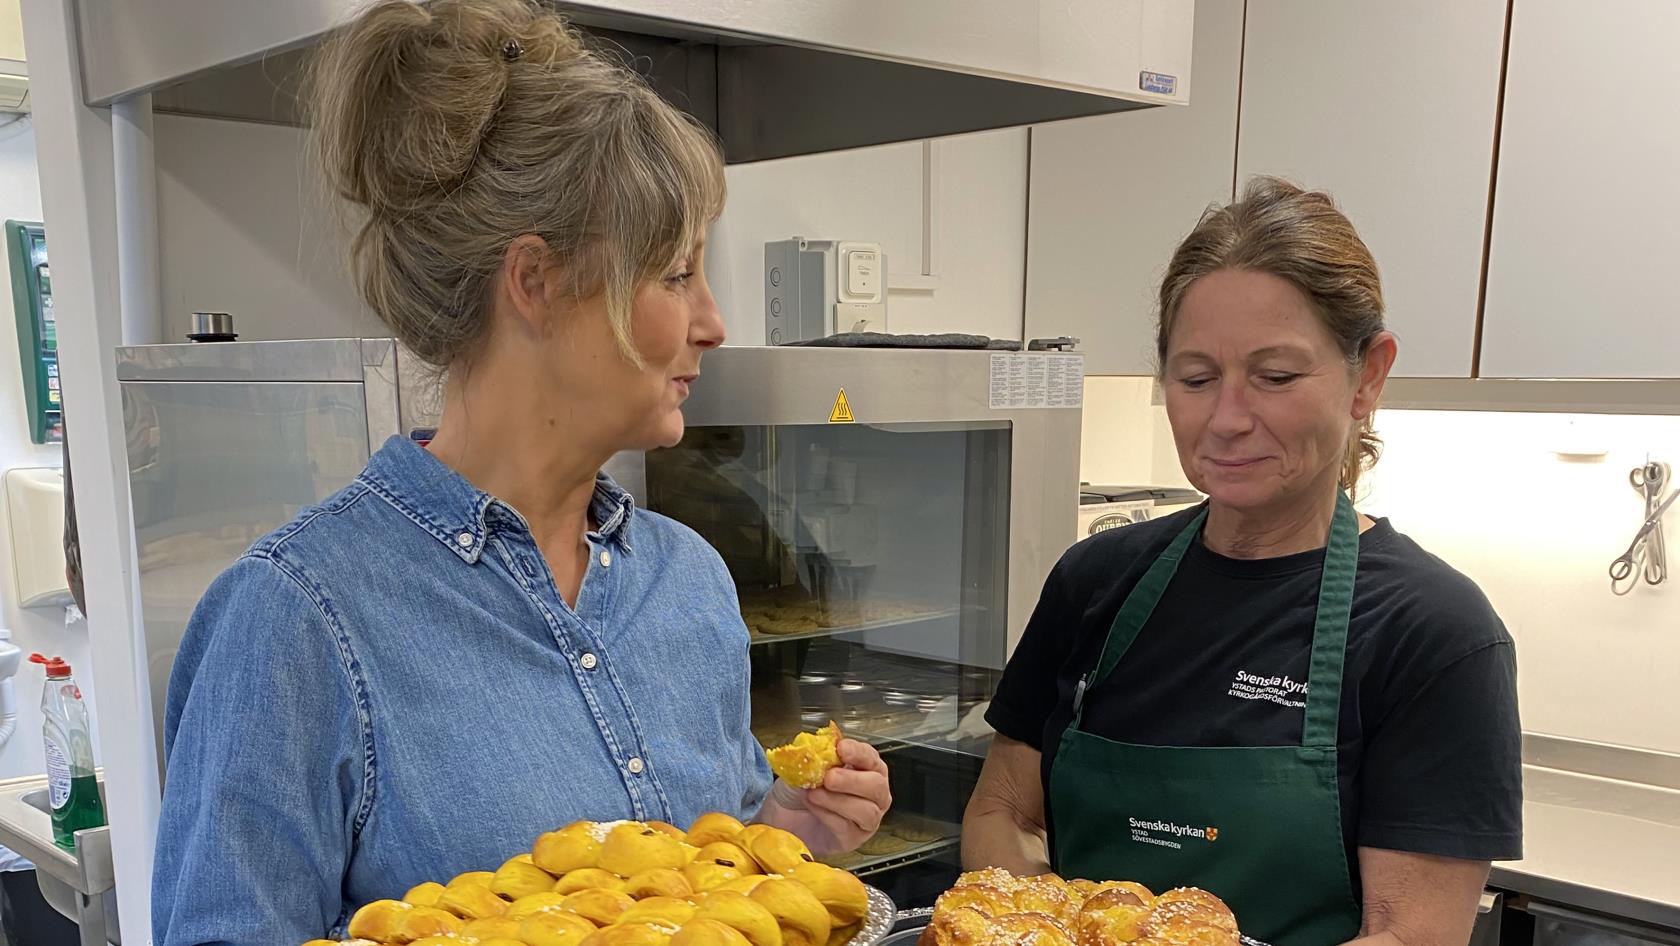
left=2, top=467, right=71, bottom=609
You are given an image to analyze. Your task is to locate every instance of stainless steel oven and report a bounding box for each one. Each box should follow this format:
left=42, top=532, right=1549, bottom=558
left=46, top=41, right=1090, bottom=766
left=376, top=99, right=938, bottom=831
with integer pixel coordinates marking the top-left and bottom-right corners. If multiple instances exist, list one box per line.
left=116, top=340, right=1083, bottom=904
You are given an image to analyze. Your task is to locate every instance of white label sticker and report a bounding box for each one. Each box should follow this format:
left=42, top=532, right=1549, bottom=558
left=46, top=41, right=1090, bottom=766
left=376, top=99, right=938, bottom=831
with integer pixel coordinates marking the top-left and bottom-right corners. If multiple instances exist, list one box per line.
left=45, top=742, right=70, bottom=809
left=1140, top=71, right=1179, bottom=95
left=990, top=353, right=1085, bottom=410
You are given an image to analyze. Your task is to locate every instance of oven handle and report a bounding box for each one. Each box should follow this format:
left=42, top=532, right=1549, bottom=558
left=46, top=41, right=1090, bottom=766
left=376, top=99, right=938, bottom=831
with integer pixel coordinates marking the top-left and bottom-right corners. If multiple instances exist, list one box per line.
left=1524, top=900, right=1680, bottom=946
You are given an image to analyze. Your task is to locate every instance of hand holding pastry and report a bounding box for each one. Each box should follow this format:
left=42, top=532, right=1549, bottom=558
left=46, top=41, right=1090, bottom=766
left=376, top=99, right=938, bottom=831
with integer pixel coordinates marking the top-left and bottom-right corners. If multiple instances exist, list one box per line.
left=760, top=737, right=891, bottom=855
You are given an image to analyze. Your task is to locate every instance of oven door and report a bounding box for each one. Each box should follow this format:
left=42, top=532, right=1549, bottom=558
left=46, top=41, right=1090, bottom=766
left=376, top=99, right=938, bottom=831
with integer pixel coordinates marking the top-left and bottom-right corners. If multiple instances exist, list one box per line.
left=612, top=346, right=1082, bottom=902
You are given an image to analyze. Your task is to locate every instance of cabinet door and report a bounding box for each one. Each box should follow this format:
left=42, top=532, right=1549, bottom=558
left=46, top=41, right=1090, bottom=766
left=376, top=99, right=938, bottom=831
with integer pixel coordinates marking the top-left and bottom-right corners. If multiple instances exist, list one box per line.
left=1480, top=0, right=1680, bottom=378
left=1237, top=1, right=1506, bottom=378
left=1025, top=0, right=1244, bottom=376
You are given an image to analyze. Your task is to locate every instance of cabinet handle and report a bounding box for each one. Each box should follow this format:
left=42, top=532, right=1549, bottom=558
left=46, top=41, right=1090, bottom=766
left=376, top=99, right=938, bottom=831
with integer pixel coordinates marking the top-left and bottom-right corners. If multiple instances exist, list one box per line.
left=1524, top=900, right=1680, bottom=946
left=1479, top=892, right=1499, bottom=915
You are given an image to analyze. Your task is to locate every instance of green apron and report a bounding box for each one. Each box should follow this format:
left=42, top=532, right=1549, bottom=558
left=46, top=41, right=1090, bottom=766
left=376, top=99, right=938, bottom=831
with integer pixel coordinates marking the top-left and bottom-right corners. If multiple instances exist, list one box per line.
left=1047, top=493, right=1363, bottom=946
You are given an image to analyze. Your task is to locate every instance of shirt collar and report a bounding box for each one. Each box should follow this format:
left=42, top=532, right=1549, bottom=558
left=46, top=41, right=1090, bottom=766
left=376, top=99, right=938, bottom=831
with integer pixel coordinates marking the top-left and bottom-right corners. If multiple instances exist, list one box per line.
left=359, top=436, right=637, bottom=563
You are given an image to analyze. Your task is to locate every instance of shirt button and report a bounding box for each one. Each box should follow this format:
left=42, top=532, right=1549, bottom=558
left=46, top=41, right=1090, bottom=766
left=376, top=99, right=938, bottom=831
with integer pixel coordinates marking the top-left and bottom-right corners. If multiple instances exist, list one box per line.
left=599, top=550, right=613, bottom=568
left=580, top=653, right=598, bottom=670
left=627, top=757, right=644, bottom=775
left=456, top=532, right=474, bottom=548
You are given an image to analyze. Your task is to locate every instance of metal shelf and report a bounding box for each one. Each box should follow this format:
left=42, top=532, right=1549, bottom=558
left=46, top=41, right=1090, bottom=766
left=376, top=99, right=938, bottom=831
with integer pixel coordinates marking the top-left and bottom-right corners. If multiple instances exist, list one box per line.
left=747, top=607, right=962, bottom=647
left=855, top=725, right=994, bottom=761
left=0, top=773, right=118, bottom=945
left=821, top=814, right=961, bottom=877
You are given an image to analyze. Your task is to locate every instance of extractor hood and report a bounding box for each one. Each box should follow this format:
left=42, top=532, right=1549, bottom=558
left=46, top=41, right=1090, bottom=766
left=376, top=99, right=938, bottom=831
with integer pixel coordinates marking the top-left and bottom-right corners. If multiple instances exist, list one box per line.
left=76, top=0, right=1194, bottom=163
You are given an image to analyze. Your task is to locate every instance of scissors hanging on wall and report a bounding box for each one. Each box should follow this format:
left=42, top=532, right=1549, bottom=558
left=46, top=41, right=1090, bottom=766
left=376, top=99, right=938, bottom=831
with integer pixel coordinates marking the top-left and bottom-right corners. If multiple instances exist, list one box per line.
left=1610, top=461, right=1676, bottom=595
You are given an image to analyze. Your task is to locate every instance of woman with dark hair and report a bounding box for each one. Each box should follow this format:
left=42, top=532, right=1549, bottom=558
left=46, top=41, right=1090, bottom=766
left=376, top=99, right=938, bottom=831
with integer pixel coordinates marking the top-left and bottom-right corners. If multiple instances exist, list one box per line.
left=963, top=178, right=1521, bottom=946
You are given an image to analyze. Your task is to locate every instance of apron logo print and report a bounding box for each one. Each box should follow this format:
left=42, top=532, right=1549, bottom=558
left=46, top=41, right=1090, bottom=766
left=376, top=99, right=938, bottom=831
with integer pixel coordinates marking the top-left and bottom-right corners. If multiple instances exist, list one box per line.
left=1127, top=817, right=1220, bottom=850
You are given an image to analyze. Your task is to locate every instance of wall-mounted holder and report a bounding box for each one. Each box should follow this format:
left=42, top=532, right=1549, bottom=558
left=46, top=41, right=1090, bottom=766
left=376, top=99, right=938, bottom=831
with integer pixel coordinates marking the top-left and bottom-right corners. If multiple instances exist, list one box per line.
left=3, top=467, right=70, bottom=608
left=6, top=221, right=60, bottom=444
left=1610, top=460, right=1674, bottom=595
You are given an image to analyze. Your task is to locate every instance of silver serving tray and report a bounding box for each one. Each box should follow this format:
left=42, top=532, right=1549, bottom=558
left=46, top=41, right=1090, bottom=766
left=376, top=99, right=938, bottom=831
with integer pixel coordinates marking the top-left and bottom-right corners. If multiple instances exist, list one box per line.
left=848, top=886, right=898, bottom=946
left=873, top=912, right=1271, bottom=946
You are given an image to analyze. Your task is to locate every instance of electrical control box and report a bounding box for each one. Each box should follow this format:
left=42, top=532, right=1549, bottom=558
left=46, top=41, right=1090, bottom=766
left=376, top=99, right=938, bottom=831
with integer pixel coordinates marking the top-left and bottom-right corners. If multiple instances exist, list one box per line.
left=764, top=238, right=888, bottom=345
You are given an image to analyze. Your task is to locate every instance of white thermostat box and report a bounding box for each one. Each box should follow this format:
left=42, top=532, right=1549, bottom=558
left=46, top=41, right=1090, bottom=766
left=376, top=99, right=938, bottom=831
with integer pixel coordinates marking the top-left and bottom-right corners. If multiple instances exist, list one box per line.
left=764, top=238, right=889, bottom=344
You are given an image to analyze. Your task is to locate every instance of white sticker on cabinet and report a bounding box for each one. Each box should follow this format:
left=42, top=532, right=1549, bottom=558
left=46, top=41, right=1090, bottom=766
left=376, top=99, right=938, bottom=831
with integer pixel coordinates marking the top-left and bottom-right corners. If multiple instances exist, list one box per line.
left=990, top=353, right=1085, bottom=409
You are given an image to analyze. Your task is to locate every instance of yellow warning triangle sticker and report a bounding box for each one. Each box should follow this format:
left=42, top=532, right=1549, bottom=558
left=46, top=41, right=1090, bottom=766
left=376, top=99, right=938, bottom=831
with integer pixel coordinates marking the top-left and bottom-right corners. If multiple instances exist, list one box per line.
left=829, top=388, right=855, bottom=423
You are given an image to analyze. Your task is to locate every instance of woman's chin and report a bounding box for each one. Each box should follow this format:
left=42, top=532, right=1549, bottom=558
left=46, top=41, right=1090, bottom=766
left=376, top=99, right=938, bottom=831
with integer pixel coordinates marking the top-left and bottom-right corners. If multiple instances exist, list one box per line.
left=1196, top=470, right=1281, bottom=511
left=610, top=416, right=687, bottom=457
left=650, top=414, right=687, bottom=450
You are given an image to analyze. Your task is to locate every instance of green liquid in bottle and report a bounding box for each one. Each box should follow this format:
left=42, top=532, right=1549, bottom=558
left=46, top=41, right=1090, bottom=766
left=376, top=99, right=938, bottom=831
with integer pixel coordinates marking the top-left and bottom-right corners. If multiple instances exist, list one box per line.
left=33, top=658, right=106, bottom=850
left=51, top=773, right=105, bottom=850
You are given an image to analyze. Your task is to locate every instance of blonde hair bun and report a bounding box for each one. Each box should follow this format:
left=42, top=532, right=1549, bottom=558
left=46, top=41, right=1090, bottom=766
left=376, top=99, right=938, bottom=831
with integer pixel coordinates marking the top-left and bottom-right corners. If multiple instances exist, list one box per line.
left=308, top=0, right=724, bottom=368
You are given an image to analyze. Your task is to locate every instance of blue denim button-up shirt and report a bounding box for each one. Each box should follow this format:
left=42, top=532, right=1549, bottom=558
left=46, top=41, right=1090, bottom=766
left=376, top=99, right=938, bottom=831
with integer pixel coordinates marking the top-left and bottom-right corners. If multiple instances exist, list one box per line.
left=153, top=437, right=772, bottom=946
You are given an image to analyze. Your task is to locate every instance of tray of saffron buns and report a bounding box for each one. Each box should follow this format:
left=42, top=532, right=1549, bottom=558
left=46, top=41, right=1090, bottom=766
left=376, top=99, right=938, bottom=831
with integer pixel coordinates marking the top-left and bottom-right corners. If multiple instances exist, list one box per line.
left=300, top=811, right=896, bottom=946
left=301, top=727, right=893, bottom=946
left=906, top=868, right=1257, bottom=946
left=297, top=726, right=1254, bottom=946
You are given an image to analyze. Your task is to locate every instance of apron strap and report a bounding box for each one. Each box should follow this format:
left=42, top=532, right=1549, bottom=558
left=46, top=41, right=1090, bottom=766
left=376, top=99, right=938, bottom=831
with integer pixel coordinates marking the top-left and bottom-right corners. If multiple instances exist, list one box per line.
left=1301, top=491, right=1359, bottom=749
left=1070, top=492, right=1362, bottom=749
left=1070, top=508, right=1207, bottom=727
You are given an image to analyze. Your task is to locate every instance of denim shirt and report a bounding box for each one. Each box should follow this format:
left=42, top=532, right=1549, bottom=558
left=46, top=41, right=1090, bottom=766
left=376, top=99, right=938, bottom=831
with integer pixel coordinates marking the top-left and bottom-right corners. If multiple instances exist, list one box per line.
left=153, top=437, right=772, bottom=946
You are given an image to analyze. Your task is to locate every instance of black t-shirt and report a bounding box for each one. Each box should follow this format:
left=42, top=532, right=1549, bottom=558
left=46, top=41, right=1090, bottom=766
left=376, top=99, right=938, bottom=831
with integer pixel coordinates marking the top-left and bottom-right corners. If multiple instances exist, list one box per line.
left=986, top=507, right=1523, bottom=895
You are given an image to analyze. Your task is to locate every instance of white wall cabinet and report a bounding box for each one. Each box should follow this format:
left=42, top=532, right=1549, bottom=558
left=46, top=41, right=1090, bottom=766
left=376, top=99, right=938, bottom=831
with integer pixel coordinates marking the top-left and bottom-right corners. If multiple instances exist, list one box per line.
left=1025, top=0, right=1244, bottom=376
left=1236, top=1, right=1507, bottom=379
left=1479, top=0, right=1680, bottom=379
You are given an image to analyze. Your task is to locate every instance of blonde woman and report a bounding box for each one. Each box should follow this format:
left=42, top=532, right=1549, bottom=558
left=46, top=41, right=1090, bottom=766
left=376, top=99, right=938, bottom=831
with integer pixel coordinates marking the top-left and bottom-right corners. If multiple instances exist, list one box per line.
left=150, top=3, right=889, bottom=943
left=962, top=179, right=1521, bottom=946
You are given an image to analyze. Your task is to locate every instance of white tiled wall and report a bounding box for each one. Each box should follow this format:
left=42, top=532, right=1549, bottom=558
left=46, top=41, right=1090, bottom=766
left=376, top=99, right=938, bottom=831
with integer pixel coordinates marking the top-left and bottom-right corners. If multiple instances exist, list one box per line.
left=1078, top=377, right=1159, bottom=486
left=711, top=127, right=1029, bottom=346
left=1361, top=410, right=1680, bottom=755
left=1080, top=389, right=1680, bottom=755
left=153, top=115, right=1033, bottom=349
left=0, top=121, right=99, bottom=779
left=154, top=115, right=379, bottom=342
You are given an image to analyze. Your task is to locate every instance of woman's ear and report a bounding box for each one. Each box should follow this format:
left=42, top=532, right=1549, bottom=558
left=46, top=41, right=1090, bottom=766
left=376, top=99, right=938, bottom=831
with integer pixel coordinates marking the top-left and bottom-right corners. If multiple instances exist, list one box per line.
left=496, top=234, right=555, bottom=337
left=1353, top=331, right=1398, bottom=420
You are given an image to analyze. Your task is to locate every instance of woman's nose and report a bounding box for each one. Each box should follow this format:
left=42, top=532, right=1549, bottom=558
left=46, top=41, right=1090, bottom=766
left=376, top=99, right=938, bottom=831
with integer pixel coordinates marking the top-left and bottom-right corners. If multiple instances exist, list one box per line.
left=1207, top=380, right=1254, bottom=436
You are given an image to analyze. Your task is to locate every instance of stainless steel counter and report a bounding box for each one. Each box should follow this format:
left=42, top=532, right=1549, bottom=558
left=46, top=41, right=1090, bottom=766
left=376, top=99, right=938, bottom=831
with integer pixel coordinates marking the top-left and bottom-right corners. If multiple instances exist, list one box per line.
left=0, top=761, right=1669, bottom=945
left=1490, top=765, right=1680, bottom=932
left=0, top=773, right=118, bottom=945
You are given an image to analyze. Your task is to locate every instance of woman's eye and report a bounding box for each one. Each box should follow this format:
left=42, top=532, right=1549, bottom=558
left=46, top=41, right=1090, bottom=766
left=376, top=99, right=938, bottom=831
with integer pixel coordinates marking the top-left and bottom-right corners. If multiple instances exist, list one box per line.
left=666, top=270, right=694, bottom=286
left=1260, top=372, right=1301, bottom=386
left=1177, top=377, right=1214, bottom=391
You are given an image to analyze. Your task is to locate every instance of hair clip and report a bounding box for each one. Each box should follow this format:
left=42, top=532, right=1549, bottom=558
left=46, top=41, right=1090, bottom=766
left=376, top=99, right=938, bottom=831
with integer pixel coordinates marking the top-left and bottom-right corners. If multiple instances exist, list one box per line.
left=501, top=39, right=524, bottom=62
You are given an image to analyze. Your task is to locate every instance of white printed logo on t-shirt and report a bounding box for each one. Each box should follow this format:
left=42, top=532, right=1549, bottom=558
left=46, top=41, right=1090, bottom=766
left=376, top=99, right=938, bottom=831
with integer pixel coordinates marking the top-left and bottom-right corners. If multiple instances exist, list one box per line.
left=1227, top=669, right=1308, bottom=709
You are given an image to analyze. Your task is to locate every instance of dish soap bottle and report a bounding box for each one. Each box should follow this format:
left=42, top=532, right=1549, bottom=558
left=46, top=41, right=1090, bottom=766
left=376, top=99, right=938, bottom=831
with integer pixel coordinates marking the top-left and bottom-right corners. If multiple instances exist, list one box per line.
left=29, top=654, right=104, bottom=848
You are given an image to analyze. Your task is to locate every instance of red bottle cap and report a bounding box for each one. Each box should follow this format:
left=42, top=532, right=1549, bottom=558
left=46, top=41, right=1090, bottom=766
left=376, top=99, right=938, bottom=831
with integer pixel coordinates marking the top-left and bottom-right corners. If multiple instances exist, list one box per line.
left=29, top=654, right=71, bottom=678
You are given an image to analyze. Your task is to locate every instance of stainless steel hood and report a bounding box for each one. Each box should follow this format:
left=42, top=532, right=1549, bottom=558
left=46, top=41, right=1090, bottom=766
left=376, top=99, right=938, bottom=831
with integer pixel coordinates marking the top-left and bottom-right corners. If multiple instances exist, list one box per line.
left=75, top=0, right=1194, bottom=162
